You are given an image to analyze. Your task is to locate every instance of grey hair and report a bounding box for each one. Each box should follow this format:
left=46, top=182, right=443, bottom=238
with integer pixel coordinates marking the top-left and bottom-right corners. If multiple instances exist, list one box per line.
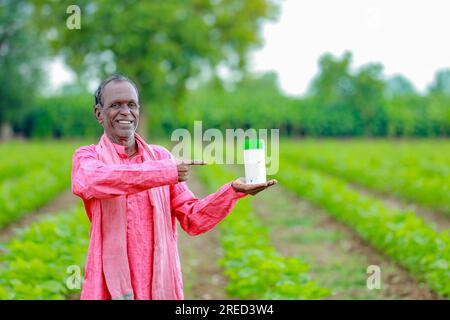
left=94, top=74, right=139, bottom=107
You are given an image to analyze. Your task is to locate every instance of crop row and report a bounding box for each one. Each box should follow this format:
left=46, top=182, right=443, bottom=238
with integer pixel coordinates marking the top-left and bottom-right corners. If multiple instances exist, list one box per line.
left=196, top=165, right=329, bottom=299
left=0, top=164, right=71, bottom=228
left=0, top=204, right=88, bottom=299
left=281, top=139, right=450, bottom=216
left=0, top=142, right=79, bottom=228
left=0, top=142, right=77, bottom=182
left=277, top=157, right=450, bottom=298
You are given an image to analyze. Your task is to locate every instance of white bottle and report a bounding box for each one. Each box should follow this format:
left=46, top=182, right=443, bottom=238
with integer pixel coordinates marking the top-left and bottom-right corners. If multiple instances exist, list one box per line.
left=243, top=139, right=266, bottom=184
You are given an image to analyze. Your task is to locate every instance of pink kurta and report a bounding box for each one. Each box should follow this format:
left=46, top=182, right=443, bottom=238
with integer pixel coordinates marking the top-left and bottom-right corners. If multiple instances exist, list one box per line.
left=71, top=140, right=247, bottom=300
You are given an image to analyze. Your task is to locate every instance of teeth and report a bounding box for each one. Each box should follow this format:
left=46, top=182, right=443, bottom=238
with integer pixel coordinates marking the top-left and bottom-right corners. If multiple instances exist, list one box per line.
left=118, top=121, right=132, bottom=124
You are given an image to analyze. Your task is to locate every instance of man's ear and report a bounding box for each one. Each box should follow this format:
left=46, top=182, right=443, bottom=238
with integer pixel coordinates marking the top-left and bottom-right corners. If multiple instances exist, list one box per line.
left=94, top=105, right=103, bottom=125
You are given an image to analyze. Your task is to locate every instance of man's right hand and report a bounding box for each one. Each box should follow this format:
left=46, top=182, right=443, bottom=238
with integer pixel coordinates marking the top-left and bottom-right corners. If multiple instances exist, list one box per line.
left=175, top=159, right=207, bottom=182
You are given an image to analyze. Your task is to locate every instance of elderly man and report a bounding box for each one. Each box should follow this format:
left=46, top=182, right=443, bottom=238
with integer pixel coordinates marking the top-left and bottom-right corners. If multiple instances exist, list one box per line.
left=71, top=74, right=277, bottom=300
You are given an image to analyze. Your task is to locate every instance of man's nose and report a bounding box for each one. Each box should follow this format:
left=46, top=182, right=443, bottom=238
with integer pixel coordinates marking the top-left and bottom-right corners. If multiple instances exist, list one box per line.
left=119, top=105, right=132, bottom=115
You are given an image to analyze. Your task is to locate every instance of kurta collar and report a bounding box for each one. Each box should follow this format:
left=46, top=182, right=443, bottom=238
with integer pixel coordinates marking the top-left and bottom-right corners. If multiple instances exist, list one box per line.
left=112, top=139, right=141, bottom=159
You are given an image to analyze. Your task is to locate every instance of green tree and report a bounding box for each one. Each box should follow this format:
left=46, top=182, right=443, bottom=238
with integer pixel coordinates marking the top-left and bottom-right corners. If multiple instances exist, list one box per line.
left=351, top=63, right=386, bottom=136
left=428, top=68, right=450, bottom=95
left=308, top=51, right=353, bottom=105
left=307, top=52, right=387, bottom=136
left=30, top=0, right=280, bottom=129
left=426, top=69, right=450, bottom=135
left=0, top=0, right=46, bottom=134
left=384, top=74, right=416, bottom=99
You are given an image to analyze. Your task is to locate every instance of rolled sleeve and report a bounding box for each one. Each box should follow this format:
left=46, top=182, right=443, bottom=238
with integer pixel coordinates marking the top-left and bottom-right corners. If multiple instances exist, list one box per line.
left=71, top=147, right=178, bottom=200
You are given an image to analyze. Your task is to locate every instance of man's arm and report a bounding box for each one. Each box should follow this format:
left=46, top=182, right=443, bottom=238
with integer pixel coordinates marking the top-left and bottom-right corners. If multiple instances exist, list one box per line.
left=71, top=146, right=178, bottom=200
left=170, top=181, right=247, bottom=236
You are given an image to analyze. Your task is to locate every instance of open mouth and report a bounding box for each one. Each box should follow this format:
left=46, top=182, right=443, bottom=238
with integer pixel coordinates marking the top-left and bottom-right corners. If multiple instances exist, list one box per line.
left=116, top=120, right=133, bottom=125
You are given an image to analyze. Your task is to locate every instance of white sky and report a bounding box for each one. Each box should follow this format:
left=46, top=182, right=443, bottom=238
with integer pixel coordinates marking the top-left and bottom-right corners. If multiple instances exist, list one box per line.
left=48, top=57, right=76, bottom=92
left=250, top=0, right=450, bottom=96
left=50, top=0, right=450, bottom=96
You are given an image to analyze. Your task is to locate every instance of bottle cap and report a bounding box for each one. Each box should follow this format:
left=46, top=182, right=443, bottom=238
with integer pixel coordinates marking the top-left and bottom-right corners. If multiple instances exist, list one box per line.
left=243, top=138, right=264, bottom=150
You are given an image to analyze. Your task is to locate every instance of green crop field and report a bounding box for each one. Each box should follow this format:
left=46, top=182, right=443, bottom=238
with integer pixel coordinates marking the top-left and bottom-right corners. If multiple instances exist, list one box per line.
left=0, top=139, right=448, bottom=300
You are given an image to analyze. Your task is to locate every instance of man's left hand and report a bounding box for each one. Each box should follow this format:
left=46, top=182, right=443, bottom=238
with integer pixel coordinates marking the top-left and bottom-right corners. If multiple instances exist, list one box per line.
left=231, top=178, right=278, bottom=196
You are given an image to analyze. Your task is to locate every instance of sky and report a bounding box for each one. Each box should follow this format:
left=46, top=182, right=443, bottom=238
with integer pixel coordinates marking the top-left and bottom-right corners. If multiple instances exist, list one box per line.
left=50, top=0, right=450, bottom=96
left=250, top=0, right=450, bottom=96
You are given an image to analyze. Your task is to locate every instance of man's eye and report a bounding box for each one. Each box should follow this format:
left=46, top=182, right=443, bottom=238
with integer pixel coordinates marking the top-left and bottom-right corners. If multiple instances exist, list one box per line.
left=111, top=103, right=120, bottom=108
left=129, top=102, right=136, bottom=108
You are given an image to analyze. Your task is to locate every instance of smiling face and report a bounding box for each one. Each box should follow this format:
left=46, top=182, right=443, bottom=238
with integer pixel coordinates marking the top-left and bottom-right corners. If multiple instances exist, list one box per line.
left=94, top=80, right=140, bottom=145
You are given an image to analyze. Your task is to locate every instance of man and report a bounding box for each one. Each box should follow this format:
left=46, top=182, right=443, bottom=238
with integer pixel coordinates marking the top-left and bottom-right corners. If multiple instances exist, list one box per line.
left=71, top=74, right=277, bottom=300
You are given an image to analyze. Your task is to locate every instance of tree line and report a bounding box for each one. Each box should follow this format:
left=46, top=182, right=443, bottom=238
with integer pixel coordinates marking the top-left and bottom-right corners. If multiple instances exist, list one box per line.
left=15, top=53, right=450, bottom=138
left=1, top=1, right=448, bottom=138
